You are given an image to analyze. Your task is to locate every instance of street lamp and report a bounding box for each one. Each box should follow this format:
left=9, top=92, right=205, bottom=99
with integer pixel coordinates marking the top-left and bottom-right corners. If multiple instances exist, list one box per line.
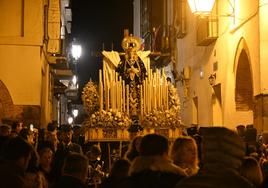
left=209, top=73, right=216, bottom=86
left=71, top=43, right=82, bottom=61
left=71, top=40, right=81, bottom=85
left=72, top=75, right=78, bottom=86
left=187, top=0, right=235, bottom=17
left=72, top=109, right=79, bottom=118
left=65, top=39, right=81, bottom=98
left=68, top=116, right=74, bottom=125
left=187, top=0, right=215, bottom=15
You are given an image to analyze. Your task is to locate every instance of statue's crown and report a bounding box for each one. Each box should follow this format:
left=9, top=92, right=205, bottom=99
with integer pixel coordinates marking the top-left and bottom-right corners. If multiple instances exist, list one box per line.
left=121, top=34, right=141, bottom=52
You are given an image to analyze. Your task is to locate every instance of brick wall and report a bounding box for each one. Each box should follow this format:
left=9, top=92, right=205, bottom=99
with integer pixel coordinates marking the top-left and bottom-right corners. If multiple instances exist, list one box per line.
left=0, top=80, right=40, bottom=127
left=14, top=105, right=41, bottom=128
left=0, top=80, right=14, bottom=122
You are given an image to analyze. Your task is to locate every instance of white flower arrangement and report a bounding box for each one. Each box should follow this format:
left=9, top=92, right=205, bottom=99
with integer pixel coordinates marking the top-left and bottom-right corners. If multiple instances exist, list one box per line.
left=143, top=109, right=181, bottom=128
left=87, top=109, right=132, bottom=129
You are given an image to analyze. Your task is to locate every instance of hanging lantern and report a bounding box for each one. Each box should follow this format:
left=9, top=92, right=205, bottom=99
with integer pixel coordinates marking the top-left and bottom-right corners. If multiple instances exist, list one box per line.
left=187, top=0, right=215, bottom=15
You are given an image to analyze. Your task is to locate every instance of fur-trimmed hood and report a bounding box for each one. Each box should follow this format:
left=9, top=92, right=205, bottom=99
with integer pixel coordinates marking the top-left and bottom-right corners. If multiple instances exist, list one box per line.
left=129, top=155, right=187, bottom=176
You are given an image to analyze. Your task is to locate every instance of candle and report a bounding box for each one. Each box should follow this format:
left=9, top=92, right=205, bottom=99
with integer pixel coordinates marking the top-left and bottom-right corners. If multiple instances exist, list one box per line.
left=160, top=81, right=162, bottom=109
left=143, top=80, right=146, bottom=114
left=99, top=81, right=103, bottom=111
left=166, top=82, right=169, bottom=110
left=126, top=85, right=129, bottom=116
left=110, top=82, right=113, bottom=110
left=140, top=86, right=143, bottom=120
left=119, top=77, right=122, bottom=112
left=103, top=62, right=106, bottom=91
left=163, top=80, right=166, bottom=110
left=122, top=80, right=125, bottom=112
left=99, top=69, right=103, bottom=111
left=99, top=69, right=102, bottom=83
left=147, top=79, right=150, bottom=113
left=111, top=81, right=114, bottom=110
left=106, top=84, right=109, bottom=110
left=148, top=79, right=151, bottom=112
left=113, top=82, right=116, bottom=110
left=157, top=70, right=160, bottom=109
left=115, top=82, right=118, bottom=111
left=117, top=82, right=120, bottom=111
left=153, top=72, right=156, bottom=109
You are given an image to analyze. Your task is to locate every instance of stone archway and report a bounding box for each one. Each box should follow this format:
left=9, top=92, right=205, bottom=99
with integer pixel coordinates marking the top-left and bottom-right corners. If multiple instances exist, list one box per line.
left=0, top=80, right=14, bottom=123
left=234, top=38, right=254, bottom=112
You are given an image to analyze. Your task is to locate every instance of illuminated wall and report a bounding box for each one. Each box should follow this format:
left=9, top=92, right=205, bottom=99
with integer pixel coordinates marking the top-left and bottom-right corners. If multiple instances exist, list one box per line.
left=175, top=0, right=264, bottom=130
left=0, top=0, right=51, bottom=127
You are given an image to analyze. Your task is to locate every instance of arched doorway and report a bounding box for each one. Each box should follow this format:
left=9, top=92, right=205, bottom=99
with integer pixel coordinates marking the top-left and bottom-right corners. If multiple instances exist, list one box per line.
left=0, top=80, right=14, bottom=122
left=233, top=38, right=254, bottom=126
left=235, top=50, right=253, bottom=111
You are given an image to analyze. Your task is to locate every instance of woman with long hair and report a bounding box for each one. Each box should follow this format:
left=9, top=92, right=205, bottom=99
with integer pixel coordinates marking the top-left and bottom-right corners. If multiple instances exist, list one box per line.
left=125, top=135, right=143, bottom=162
left=171, top=136, right=199, bottom=176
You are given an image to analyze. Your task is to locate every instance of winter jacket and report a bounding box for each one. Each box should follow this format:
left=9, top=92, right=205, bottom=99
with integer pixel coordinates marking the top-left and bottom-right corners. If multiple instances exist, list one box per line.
left=175, top=127, right=255, bottom=188
left=119, top=155, right=186, bottom=188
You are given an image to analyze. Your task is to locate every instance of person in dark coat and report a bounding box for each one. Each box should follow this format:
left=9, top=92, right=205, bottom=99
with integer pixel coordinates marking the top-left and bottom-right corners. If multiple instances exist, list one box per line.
left=100, top=158, right=131, bottom=188
left=119, top=134, right=186, bottom=188
left=86, top=145, right=105, bottom=188
left=0, top=124, right=11, bottom=158
left=53, top=153, right=88, bottom=188
left=10, top=120, right=23, bottom=138
left=240, top=156, right=263, bottom=187
left=175, top=127, right=255, bottom=188
left=58, top=124, right=83, bottom=153
left=0, top=136, right=33, bottom=188
left=50, top=124, right=83, bottom=184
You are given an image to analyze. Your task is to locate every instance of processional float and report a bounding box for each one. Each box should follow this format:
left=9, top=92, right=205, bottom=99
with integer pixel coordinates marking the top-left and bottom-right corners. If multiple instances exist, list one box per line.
left=82, top=34, right=183, bottom=141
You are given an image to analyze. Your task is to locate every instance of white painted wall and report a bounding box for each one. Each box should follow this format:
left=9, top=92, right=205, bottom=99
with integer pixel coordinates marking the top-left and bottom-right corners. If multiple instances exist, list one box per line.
left=175, top=0, right=260, bottom=129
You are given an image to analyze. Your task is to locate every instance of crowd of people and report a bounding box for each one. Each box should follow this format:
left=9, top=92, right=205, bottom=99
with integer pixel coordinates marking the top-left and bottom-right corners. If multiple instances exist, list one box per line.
left=1, top=120, right=268, bottom=188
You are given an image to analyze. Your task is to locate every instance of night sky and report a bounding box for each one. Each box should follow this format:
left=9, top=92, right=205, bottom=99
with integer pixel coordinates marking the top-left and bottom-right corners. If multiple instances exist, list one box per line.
left=71, top=0, right=133, bottom=94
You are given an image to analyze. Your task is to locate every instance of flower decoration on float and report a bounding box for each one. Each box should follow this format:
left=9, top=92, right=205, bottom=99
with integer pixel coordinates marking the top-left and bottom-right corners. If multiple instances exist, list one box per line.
left=82, top=80, right=99, bottom=115
left=143, top=109, right=182, bottom=129
left=143, top=84, right=182, bottom=128
left=86, top=109, right=132, bottom=129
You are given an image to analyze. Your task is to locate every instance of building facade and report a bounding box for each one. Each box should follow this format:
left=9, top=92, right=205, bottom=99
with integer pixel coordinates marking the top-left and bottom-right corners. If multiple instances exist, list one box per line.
left=0, top=0, right=73, bottom=128
left=135, top=0, right=268, bottom=132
